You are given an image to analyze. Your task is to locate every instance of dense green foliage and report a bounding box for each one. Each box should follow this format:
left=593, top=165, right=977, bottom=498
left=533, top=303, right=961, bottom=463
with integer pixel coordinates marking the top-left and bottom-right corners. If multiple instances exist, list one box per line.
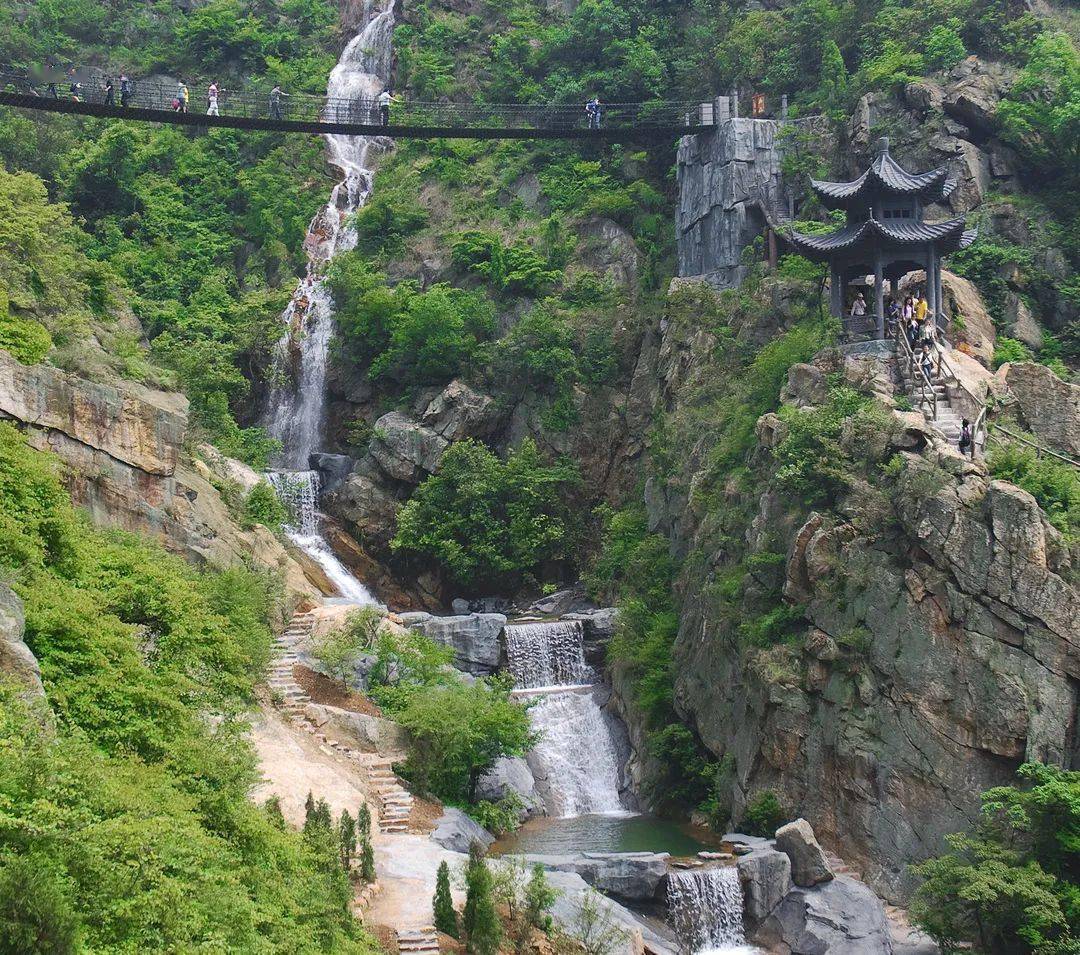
left=392, top=439, right=580, bottom=590
left=396, top=678, right=538, bottom=803
left=988, top=442, right=1080, bottom=541
left=911, top=763, right=1080, bottom=954
left=0, top=423, right=373, bottom=952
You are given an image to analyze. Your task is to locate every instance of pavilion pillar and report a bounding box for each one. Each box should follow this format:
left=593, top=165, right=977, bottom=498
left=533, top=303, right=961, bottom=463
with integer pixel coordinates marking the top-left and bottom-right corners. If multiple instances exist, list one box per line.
left=936, top=257, right=945, bottom=330
left=874, top=253, right=885, bottom=340
left=926, top=247, right=938, bottom=328
left=830, top=261, right=843, bottom=319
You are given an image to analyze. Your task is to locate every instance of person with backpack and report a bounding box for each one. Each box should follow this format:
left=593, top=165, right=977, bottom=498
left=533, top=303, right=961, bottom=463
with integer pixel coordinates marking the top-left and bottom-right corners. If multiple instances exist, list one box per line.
left=175, top=81, right=189, bottom=112
left=920, top=342, right=935, bottom=382
left=959, top=419, right=973, bottom=456
left=207, top=82, right=220, bottom=116
left=119, top=74, right=132, bottom=107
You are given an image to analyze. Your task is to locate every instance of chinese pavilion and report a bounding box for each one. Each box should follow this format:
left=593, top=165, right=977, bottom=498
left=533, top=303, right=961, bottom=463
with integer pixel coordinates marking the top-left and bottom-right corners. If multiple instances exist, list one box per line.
left=783, top=138, right=977, bottom=339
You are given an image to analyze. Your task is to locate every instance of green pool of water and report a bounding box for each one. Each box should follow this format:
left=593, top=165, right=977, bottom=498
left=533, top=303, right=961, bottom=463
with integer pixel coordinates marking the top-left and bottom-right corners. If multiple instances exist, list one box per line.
left=492, top=813, right=722, bottom=858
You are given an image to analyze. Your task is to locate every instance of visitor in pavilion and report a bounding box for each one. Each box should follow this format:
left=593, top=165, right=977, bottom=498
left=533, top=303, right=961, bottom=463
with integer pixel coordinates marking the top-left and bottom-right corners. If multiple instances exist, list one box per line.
left=850, top=290, right=867, bottom=320
left=916, top=290, right=929, bottom=324
left=886, top=298, right=900, bottom=337
left=907, top=313, right=920, bottom=348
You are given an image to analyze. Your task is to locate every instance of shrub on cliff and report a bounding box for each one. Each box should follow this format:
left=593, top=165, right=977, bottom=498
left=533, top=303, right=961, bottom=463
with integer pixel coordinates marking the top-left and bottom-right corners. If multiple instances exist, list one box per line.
left=392, top=438, right=580, bottom=590
left=911, top=763, right=1080, bottom=954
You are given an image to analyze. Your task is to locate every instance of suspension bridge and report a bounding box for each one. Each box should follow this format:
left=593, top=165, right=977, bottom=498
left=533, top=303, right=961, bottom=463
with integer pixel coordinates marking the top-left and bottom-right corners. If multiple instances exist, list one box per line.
left=0, top=70, right=710, bottom=141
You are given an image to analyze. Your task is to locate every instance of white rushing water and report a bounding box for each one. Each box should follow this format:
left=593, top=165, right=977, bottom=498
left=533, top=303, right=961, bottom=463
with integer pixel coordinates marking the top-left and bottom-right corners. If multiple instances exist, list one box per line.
left=260, top=5, right=392, bottom=604
left=667, top=868, right=747, bottom=955
left=506, top=622, right=626, bottom=817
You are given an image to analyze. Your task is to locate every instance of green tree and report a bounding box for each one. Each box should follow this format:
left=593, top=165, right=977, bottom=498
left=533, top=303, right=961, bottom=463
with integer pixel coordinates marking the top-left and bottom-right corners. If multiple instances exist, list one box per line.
left=339, top=809, right=357, bottom=871
left=433, top=860, right=459, bottom=939
left=463, top=844, right=502, bottom=955
left=360, top=838, right=376, bottom=885
left=392, top=439, right=580, bottom=590
left=0, top=855, right=81, bottom=955
left=311, top=610, right=385, bottom=687
left=397, top=679, right=538, bottom=803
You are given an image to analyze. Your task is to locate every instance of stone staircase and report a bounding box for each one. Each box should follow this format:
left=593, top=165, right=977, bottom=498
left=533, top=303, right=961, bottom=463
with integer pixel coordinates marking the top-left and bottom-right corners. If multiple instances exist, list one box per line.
left=397, top=926, right=439, bottom=955
left=895, top=340, right=967, bottom=451
left=268, top=609, right=414, bottom=837
left=360, top=754, right=415, bottom=834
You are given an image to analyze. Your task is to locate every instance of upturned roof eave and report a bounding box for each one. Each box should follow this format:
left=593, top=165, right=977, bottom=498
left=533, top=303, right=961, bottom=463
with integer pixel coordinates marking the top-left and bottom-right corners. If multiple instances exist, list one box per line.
left=782, top=216, right=972, bottom=261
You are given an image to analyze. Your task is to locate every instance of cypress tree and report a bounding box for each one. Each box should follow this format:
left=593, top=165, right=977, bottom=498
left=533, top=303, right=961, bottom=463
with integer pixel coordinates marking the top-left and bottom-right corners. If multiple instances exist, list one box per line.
left=463, top=841, right=501, bottom=955
left=360, top=837, right=376, bottom=883
left=338, top=809, right=357, bottom=870
left=264, top=796, right=285, bottom=830
left=303, top=791, right=316, bottom=832
left=357, top=802, right=372, bottom=842
left=433, top=860, right=458, bottom=938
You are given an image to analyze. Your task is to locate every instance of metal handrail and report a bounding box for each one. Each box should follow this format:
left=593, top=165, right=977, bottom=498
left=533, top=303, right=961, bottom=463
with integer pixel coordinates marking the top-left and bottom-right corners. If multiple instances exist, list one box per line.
left=895, top=323, right=936, bottom=421
left=988, top=424, right=1080, bottom=469
left=0, top=66, right=704, bottom=133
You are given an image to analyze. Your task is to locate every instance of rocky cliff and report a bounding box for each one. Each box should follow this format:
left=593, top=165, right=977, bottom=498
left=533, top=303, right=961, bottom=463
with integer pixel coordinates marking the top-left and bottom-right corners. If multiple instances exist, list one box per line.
left=641, top=290, right=1080, bottom=901
left=0, top=351, right=323, bottom=615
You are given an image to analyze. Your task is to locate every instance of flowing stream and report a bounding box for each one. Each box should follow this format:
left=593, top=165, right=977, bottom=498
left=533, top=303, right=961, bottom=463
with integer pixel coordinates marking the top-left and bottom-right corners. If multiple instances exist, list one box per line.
left=506, top=621, right=626, bottom=817
left=667, top=868, right=748, bottom=954
left=260, top=4, right=392, bottom=604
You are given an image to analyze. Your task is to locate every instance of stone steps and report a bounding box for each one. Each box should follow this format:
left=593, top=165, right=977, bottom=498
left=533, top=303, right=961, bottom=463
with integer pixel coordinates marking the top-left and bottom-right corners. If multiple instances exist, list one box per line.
left=397, top=927, right=439, bottom=955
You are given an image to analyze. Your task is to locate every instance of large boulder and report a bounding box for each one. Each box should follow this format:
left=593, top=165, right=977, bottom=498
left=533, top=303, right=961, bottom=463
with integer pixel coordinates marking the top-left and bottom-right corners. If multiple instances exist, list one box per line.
left=0, top=584, right=44, bottom=702
left=311, top=704, right=409, bottom=756
left=528, top=586, right=596, bottom=616
left=310, top=453, right=354, bottom=494
left=941, top=271, right=995, bottom=366
left=369, top=412, right=448, bottom=484
left=1001, top=362, right=1080, bottom=458
left=520, top=852, right=669, bottom=904
left=430, top=808, right=495, bottom=854
left=421, top=380, right=502, bottom=442
left=403, top=612, right=507, bottom=675
left=475, top=757, right=542, bottom=816
left=775, top=819, right=834, bottom=887
left=754, top=877, right=893, bottom=955
left=737, top=845, right=793, bottom=934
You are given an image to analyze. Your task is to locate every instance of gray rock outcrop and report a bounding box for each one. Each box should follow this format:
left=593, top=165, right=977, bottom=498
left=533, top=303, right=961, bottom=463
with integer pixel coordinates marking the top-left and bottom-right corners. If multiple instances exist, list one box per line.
left=369, top=411, right=448, bottom=484
left=421, top=380, right=502, bottom=442
left=0, top=583, right=44, bottom=701
left=519, top=852, right=669, bottom=904
left=1000, top=362, right=1080, bottom=458
left=402, top=612, right=507, bottom=674
left=475, top=757, right=542, bottom=816
left=737, top=845, right=793, bottom=932
left=756, top=877, right=894, bottom=955
left=430, top=808, right=495, bottom=854
left=775, top=819, right=834, bottom=887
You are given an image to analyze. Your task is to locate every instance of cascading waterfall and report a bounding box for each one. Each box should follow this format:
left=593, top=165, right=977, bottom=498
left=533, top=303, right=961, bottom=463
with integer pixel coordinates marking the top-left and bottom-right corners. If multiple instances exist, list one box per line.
left=506, top=621, right=626, bottom=818
left=258, top=5, right=393, bottom=605
left=505, top=621, right=591, bottom=689
left=667, top=868, right=747, bottom=954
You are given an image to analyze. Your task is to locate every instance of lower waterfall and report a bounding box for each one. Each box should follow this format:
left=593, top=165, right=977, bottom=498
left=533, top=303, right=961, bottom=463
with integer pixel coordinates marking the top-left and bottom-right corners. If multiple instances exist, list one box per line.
left=667, top=867, right=747, bottom=954
left=506, top=621, right=627, bottom=818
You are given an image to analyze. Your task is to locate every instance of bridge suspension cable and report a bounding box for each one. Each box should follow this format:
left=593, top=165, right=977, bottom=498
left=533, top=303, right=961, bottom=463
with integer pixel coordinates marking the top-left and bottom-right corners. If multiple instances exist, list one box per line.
left=0, top=68, right=708, bottom=140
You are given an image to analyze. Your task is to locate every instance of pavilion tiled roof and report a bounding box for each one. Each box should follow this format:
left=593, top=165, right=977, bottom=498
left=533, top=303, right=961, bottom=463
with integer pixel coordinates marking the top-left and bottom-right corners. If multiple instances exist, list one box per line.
left=810, top=139, right=954, bottom=208
left=784, top=217, right=976, bottom=260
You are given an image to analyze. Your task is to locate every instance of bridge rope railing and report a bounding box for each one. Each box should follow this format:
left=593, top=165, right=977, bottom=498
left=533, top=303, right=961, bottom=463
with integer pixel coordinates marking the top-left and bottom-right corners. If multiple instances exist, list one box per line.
left=0, top=67, right=705, bottom=133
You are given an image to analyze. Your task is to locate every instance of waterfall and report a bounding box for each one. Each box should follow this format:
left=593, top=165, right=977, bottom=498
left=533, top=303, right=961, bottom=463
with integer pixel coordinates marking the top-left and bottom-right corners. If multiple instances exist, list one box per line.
left=508, top=621, right=626, bottom=818
left=257, top=5, right=393, bottom=605
left=505, top=621, right=591, bottom=689
left=667, top=868, right=747, bottom=954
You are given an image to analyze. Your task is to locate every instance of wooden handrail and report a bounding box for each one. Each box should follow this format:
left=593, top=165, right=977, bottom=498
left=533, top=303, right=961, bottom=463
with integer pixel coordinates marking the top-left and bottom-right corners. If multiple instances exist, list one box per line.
left=895, top=324, right=936, bottom=421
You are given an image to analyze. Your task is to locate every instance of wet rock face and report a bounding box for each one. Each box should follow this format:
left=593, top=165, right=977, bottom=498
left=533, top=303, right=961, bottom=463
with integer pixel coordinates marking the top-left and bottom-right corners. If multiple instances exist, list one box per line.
left=400, top=611, right=508, bottom=675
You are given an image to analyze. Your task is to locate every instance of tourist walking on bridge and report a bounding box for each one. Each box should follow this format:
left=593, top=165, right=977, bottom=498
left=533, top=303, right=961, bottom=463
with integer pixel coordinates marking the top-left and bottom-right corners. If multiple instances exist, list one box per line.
left=377, top=87, right=396, bottom=126
left=120, top=74, right=132, bottom=107
left=103, top=78, right=114, bottom=106
left=269, top=84, right=287, bottom=120
left=586, top=96, right=603, bottom=129
left=176, top=81, right=189, bottom=113
left=207, top=82, right=220, bottom=116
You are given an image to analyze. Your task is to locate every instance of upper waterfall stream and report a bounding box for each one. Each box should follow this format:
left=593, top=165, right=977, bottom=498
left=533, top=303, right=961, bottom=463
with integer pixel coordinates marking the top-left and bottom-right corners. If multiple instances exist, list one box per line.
left=259, top=5, right=392, bottom=604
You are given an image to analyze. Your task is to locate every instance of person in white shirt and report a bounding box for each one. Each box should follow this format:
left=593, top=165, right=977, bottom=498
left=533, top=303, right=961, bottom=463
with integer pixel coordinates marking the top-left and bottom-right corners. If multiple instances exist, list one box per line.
left=378, top=88, right=394, bottom=126
left=207, top=82, right=219, bottom=116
